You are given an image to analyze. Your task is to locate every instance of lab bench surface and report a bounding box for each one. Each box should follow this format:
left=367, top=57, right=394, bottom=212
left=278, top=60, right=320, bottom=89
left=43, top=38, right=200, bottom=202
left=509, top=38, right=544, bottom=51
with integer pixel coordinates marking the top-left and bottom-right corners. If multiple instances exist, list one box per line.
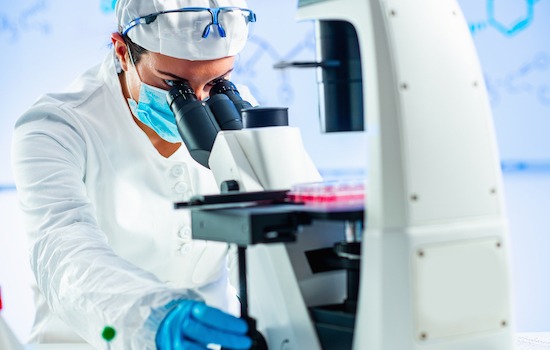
left=23, top=332, right=550, bottom=349
left=25, top=345, right=94, bottom=349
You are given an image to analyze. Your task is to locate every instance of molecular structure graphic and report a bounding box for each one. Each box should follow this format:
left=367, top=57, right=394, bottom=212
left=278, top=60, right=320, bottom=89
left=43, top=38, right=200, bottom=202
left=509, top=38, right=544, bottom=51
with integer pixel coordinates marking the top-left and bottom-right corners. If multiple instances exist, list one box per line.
left=0, top=0, right=49, bottom=41
left=485, top=52, right=550, bottom=106
left=469, top=0, right=542, bottom=36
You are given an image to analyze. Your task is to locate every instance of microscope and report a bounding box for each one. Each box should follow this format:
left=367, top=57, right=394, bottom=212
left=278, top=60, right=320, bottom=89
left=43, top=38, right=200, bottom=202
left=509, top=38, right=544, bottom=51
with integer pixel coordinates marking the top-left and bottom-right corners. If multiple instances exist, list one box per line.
left=171, top=0, right=515, bottom=349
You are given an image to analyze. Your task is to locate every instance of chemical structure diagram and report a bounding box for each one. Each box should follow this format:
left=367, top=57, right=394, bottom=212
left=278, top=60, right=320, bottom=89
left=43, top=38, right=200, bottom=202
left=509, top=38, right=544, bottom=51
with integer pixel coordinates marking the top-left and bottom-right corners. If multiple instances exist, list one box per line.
left=100, top=0, right=117, bottom=14
left=0, top=0, right=116, bottom=43
left=0, top=0, right=49, bottom=42
left=468, top=0, right=543, bottom=36
left=485, top=52, right=550, bottom=107
left=3, top=0, right=547, bottom=109
left=232, top=29, right=317, bottom=106
left=464, top=0, right=550, bottom=108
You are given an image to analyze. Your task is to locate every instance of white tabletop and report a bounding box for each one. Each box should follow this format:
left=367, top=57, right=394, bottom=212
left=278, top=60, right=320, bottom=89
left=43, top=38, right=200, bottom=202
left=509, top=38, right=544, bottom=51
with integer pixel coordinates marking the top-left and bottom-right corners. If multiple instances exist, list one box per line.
left=25, top=345, right=94, bottom=350
left=23, top=333, right=550, bottom=349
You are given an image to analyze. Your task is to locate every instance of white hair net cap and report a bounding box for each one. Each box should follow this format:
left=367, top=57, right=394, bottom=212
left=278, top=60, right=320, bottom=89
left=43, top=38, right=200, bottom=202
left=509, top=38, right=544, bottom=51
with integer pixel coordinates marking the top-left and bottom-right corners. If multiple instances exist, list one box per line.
left=116, top=0, right=252, bottom=61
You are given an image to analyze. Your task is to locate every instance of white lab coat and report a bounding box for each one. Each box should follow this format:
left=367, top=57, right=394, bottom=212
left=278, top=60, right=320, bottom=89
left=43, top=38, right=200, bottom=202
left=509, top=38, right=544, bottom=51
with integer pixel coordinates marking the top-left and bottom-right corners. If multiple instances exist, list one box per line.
left=11, top=51, right=241, bottom=349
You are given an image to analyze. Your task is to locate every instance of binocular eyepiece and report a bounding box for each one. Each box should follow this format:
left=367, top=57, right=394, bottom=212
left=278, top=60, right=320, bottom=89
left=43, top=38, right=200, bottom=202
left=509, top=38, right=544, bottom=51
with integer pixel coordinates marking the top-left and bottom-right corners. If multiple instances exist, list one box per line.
left=167, top=79, right=253, bottom=168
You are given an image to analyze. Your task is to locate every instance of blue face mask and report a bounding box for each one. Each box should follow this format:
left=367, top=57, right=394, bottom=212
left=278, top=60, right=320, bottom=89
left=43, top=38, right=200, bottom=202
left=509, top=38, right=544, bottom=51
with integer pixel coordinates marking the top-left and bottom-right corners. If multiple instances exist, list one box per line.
left=128, top=82, right=183, bottom=144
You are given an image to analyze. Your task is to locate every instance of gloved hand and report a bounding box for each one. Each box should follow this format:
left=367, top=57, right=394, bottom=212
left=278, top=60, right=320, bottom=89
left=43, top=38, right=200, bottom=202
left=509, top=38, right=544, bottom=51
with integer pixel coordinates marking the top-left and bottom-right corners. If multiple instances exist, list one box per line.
left=156, top=300, right=252, bottom=350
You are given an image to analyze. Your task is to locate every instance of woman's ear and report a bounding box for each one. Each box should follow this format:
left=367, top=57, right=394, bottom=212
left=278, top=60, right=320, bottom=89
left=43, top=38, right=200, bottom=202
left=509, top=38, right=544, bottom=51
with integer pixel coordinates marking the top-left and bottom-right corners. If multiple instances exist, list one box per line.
left=111, top=32, right=130, bottom=72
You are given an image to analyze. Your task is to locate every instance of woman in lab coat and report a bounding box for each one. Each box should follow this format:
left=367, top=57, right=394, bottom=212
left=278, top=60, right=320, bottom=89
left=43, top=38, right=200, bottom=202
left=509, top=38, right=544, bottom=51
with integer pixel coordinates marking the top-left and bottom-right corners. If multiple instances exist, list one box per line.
left=11, top=0, right=256, bottom=349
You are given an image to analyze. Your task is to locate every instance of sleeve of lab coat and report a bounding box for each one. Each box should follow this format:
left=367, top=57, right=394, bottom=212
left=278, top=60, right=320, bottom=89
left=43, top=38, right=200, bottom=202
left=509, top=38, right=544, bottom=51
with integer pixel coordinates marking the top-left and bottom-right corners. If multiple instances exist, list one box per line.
left=11, top=104, right=199, bottom=350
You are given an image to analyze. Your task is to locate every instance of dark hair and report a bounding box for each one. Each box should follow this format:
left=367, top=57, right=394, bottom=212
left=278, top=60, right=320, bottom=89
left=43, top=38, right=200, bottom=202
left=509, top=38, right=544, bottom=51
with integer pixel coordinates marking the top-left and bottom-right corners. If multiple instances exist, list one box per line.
left=122, top=34, right=149, bottom=64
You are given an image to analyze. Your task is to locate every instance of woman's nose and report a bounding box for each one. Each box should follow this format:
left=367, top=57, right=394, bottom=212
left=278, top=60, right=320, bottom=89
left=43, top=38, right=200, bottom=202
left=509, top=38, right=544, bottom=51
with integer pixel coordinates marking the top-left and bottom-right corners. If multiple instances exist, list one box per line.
left=193, top=85, right=211, bottom=101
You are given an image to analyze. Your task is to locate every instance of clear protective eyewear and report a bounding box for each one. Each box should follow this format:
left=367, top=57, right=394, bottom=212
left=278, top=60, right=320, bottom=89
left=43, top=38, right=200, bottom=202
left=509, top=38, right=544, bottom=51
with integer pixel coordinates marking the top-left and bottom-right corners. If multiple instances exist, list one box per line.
left=121, top=7, right=256, bottom=39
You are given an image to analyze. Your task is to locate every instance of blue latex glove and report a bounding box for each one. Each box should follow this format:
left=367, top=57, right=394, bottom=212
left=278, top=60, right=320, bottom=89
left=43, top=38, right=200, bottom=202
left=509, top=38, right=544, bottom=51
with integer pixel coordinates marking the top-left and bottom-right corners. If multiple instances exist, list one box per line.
left=156, top=300, right=252, bottom=350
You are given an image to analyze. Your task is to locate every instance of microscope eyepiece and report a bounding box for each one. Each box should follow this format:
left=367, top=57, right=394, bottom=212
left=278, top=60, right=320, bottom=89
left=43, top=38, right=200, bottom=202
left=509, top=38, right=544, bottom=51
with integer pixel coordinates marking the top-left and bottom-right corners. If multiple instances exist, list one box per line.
left=167, top=79, right=255, bottom=168
left=167, top=80, right=197, bottom=105
left=210, top=79, right=253, bottom=117
left=209, top=79, right=239, bottom=96
left=168, top=80, right=220, bottom=168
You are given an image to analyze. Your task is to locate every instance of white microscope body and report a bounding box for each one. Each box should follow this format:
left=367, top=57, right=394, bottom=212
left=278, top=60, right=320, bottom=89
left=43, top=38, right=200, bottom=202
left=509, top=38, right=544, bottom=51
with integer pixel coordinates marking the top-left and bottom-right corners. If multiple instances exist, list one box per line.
left=209, top=126, right=322, bottom=192
left=202, top=0, right=514, bottom=349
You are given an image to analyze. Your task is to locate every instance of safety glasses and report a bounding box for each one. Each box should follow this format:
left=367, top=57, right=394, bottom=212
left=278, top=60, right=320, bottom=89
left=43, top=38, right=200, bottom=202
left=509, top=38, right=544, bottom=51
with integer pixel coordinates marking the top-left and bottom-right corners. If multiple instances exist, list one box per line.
left=121, top=7, right=256, bottom=39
